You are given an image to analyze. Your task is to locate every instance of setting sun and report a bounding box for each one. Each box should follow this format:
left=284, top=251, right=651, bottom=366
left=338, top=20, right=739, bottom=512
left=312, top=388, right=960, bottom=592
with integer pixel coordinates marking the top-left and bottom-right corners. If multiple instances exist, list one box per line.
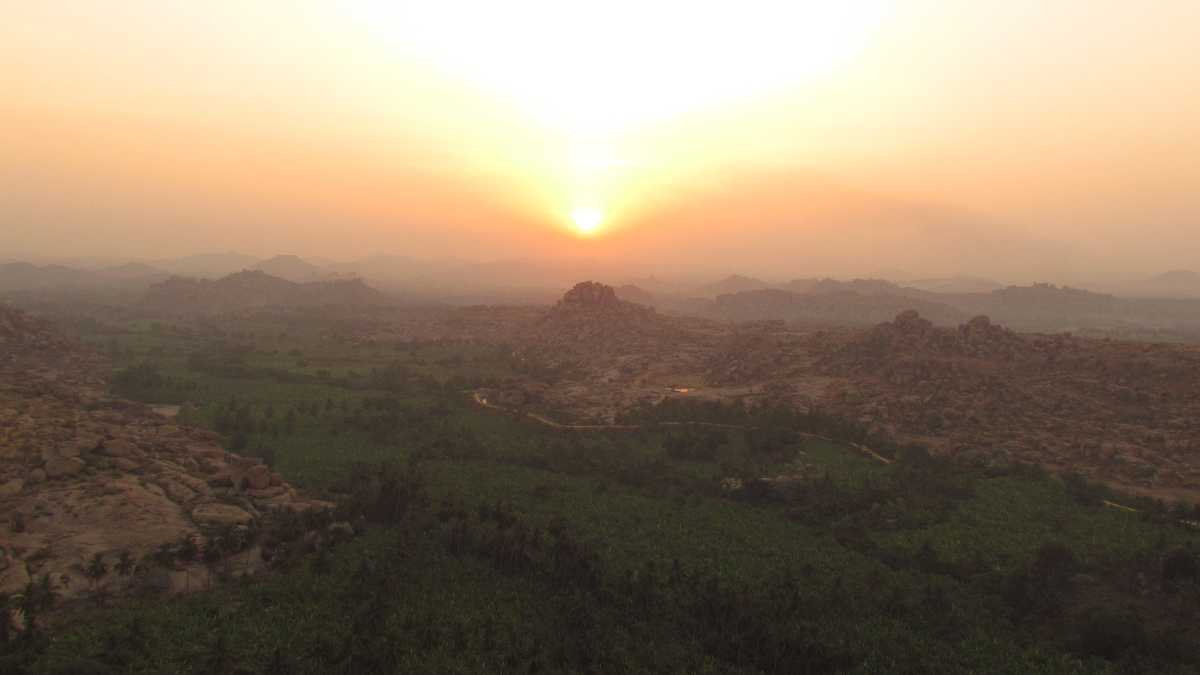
left=570, top=208, right=604, bottom=236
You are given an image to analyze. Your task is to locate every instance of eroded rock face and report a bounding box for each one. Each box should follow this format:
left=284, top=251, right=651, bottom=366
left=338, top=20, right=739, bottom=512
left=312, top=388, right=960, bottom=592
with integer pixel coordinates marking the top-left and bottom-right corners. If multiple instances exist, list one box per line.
left=192, top=503, right=254, bottom=527
left=0, top=305, right=329, bottom=603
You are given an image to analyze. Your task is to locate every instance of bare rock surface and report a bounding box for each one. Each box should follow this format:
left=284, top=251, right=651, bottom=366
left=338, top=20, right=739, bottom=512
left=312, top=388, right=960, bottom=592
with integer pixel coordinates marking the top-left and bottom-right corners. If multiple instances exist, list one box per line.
left=192, top=503, right=255, bottom=527
left=0, top=305, right=328, bottom=602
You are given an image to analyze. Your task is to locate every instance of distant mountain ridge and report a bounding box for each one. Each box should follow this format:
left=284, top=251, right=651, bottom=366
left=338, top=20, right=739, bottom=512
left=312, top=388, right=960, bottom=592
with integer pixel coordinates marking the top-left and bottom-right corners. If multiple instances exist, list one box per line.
left=150, top=252, right=262, bottom=279
left=143, top=270, right=384, bottom=313
left=253, top=254, right=331, bottom=282
left=694, top=274, right=772, bottom=297
left=0, top=261, right=170, bottom=292
left=710, top=287, right=966, bottom=326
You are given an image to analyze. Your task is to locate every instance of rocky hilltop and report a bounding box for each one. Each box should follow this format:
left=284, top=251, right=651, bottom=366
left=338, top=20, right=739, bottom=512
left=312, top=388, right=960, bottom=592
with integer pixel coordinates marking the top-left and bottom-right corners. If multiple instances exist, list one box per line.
left=816, top=310, right=1200, bottom=493
left=509, top=283, right=717, bottom=419
left=0, top=306, right=328, bottom=606
left=530, top=282, right=665, bottom=343
left=143, top=270, right=383, bottom=314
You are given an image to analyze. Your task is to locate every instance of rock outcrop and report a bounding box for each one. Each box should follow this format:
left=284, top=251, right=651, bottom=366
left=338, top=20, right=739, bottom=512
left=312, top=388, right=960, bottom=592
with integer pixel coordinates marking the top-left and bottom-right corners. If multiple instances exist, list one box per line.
left=813, top=311, right=1200, bottom=492
left=0, top=305, right=330, bottom=603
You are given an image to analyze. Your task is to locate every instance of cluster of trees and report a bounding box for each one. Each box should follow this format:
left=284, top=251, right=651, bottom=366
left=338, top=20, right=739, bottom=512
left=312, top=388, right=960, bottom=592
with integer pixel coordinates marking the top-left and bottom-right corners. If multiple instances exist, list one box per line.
left=662, top=428, right=727, bottom=461
left=111, top=363, right=199, bottom=402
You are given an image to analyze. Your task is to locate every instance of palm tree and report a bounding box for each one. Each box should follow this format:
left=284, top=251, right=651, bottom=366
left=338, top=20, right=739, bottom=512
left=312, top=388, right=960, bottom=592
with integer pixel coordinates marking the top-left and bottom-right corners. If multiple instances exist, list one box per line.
left=201, top=633, right=234, bottom=675
left=202, top=536, right=225, bottom=589
left=0, top=592, right=11, bottom=644
left=18, top=579, right=40, bottom=633
left=84, top=553, right=108, bottom=591
left=36, top=574, right=57, bottom=612
left=177, top=535, right=199, bottom=592
left=115, top=549, right=136, bottom=578
left=264, top=646, right=291, bottom=675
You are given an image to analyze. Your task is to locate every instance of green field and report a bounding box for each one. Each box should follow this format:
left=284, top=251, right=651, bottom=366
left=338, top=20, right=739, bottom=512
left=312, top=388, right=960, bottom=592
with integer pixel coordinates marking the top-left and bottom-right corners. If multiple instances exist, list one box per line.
left=7, top=314, right=1200, bottom=674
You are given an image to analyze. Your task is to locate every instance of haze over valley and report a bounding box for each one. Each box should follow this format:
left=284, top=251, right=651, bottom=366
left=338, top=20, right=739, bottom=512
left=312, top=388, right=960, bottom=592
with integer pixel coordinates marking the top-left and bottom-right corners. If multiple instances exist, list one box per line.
left=4, top=2, right=1200, bottom=673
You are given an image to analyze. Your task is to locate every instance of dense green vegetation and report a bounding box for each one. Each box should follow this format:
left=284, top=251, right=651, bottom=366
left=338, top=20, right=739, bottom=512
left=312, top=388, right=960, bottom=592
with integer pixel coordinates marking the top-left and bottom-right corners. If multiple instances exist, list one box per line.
left=5, top=314, right=1200, bottom=673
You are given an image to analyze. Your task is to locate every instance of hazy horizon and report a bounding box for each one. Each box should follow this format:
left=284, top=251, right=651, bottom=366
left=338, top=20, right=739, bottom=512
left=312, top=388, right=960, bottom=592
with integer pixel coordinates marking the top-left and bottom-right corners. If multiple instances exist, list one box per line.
left=4, top=1, right=1199, bottom=281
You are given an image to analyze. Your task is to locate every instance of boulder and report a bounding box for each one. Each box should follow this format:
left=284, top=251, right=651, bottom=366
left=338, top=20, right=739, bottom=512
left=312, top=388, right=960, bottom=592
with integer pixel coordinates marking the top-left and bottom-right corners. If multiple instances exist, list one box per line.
left=26, top=468, right=46, bottom=484
left=0, top=478, right=23, bottom=497
left=191, top=503, right=254, bottom=528
left=327, top=521, right=355, bottom=543
left=72, top=434, right=100, bottom=454
left=188, top=444, right=226, bottom=461
left=158, top=478, right=197, bottom=503
left=44, top=456, right=85, bottom=479
left=244, top=464, right=272, bottom=490
left=100, top=438, right=142, bottom=459
left=111, top=458, right=142, bottom=472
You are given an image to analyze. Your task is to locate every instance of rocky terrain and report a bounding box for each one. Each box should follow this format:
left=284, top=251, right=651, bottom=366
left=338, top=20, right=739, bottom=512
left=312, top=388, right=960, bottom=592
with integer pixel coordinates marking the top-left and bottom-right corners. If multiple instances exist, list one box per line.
left=296, top=280, right=1200, bottom=498
left=808, top=310, right=1200, bottom=495
left=357, top=283, right=1200, bottom=498
left=0, top=305, right=329, bottom=609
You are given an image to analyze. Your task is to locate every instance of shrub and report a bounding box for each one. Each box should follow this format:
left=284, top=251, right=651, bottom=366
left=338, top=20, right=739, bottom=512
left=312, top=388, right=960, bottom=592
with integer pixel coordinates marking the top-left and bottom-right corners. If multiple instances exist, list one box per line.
left=1077, top=607, right=1146, bottom=660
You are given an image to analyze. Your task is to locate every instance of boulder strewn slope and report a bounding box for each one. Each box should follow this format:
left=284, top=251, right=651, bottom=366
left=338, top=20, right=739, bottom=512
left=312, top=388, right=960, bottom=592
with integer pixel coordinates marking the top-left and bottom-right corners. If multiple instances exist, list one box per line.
left=0, top=306, right=328, bottom=604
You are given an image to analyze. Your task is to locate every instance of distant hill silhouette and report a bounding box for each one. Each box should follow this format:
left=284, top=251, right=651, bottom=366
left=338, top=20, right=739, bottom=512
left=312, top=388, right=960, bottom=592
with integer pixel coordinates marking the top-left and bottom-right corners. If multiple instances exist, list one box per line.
left=253, top=254, right=329, bottom=282
left=695, top=275, right=772, bottom=297
left=614, top=284, right=657, bottom=307
left=143, top=270, right=384, bottom=313
left=710, top=288, right=965, bottom=326
left=0, top=261, right=169, bottom=292
left=906, top=276, right=1004, bottom=294
left=1118, top=270, right=1200, bottom=298
left=150, top=252, right=262, bottom=279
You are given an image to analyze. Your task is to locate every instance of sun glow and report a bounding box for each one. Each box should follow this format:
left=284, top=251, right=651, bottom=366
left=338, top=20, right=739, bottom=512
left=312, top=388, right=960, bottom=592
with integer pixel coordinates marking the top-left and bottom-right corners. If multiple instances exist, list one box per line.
left=570, top=208, right=604, bottom=236
left=348, top=0, right=891, bottom=237
left=356, top=1, right=890, bottom=135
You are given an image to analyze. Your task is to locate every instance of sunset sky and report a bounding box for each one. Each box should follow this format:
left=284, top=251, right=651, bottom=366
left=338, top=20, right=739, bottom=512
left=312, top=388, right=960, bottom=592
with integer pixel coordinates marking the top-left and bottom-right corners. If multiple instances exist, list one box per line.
left=3, top=1, right=1199, bottom=280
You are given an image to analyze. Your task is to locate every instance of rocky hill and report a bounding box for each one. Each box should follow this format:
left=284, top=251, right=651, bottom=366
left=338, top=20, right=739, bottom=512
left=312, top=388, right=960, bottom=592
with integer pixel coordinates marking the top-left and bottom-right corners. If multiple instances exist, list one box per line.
left=814, top=310, right=1200, bottom=493
left=0, top=305, right=328, bottom=607
left=143, top=270, right=384, bottom=313
left=513, top=283, right=717, bottom=417
left=524, top=282, right=676, bottom=358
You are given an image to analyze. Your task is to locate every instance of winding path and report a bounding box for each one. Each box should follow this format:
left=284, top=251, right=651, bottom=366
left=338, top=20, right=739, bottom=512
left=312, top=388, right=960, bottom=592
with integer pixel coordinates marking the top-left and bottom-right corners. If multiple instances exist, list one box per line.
left=468, top=392, right=1200, bottom=526
left=471, top=391, right=893, bottom=465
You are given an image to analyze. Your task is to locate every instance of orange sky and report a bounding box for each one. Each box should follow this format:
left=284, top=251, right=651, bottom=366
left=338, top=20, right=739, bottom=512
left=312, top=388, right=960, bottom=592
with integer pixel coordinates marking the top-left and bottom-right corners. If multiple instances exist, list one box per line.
left=3, top=1, right=1199, bottom=280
